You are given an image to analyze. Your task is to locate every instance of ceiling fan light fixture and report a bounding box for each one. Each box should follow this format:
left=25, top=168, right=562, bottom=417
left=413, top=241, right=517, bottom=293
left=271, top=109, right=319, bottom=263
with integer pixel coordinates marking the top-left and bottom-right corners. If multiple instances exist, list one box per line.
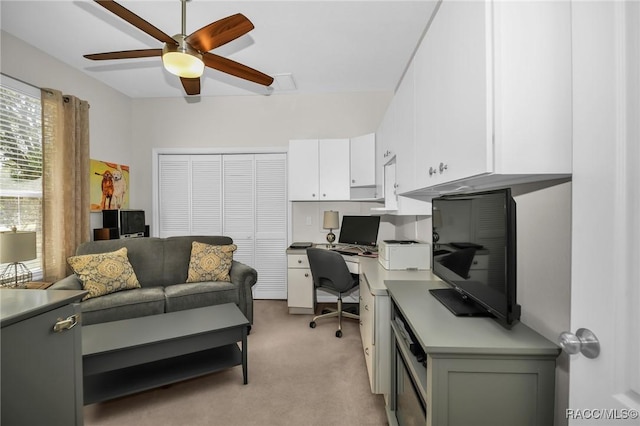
left=162, top=35, right=204, bottom=78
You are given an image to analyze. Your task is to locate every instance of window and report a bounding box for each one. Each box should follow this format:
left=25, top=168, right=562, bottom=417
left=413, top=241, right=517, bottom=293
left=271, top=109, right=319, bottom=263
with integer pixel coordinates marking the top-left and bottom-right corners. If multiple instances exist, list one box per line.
left=0, top=75, right=43, bottom=281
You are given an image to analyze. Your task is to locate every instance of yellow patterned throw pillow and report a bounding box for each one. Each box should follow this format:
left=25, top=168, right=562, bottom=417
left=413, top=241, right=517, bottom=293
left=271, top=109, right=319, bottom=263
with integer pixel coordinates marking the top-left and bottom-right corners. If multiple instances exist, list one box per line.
left=67, top=247, right=141, bottom=300
left=186, top=242, right=237, bottom=283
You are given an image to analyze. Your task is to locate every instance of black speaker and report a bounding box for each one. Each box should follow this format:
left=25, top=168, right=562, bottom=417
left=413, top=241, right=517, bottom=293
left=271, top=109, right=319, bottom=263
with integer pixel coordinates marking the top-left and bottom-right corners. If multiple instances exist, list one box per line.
left=94, top=228, right=119, bottom=241
left=102, top=209, right=119, bottom=228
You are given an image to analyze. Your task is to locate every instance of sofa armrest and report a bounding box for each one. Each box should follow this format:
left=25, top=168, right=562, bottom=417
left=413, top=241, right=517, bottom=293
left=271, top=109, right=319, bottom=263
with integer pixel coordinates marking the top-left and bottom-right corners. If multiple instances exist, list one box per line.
left=49, top=274, right=83, bottom=291
left=230, top=260, right=258, bottom=324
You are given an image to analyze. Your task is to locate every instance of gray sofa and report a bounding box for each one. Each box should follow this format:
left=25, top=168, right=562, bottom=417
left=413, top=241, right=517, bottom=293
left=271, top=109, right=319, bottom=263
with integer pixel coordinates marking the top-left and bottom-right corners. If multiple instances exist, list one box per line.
left=50, top=236, right=258, bottom=326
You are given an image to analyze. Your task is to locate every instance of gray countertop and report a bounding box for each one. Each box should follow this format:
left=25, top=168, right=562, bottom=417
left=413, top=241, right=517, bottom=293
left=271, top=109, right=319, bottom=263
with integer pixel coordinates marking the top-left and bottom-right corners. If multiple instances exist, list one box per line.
left=0, top=289, right=87, bottom=327
left=386, top=280, right=560, bottom=357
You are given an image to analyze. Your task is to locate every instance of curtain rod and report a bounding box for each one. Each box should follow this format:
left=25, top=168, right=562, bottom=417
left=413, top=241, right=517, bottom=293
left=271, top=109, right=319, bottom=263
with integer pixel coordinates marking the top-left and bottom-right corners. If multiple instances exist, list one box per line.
left=0, top=72, right=40, bottom=91
left=1, top=72, right=90, bottom=107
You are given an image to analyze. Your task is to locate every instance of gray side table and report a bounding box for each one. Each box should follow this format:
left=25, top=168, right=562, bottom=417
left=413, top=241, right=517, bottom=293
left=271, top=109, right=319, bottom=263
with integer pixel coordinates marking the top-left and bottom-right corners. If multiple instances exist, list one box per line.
left=1, top=289, right=87, bottom=426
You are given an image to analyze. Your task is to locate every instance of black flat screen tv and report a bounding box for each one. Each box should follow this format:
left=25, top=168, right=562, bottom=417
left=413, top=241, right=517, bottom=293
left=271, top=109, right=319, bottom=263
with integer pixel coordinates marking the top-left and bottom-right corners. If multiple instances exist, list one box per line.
left=338, top=215, right=380, bottom=247
left=430, top=188, right=520, bottom=329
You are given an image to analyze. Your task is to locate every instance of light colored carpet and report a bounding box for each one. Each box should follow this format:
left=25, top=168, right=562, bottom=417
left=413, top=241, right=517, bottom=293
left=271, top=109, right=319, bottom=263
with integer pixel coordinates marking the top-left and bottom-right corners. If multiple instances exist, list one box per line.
left=84, top=300, right=388, bottom=426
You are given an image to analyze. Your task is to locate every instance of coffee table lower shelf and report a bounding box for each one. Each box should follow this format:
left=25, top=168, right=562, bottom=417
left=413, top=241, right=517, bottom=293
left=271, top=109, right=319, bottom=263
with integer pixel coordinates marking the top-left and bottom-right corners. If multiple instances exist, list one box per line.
left=84, top=343, right=241, bottom=405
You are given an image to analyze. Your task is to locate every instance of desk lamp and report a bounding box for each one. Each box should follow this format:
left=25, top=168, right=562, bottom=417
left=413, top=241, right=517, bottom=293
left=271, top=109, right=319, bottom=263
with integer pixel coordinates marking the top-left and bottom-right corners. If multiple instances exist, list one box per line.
left=0, top=227, right=36, bottom=288
left=323, top=211, right=339, bottom=248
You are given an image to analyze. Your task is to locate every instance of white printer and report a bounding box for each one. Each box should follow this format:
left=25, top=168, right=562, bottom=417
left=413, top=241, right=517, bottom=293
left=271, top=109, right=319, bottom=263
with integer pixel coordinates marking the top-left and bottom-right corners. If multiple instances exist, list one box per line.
left=378, top=240, right=431, bottom=270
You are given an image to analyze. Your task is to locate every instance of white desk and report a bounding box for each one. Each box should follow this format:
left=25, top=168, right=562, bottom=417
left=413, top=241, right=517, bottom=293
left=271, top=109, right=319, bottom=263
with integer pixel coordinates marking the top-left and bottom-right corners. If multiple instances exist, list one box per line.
left=285, top=245, right=435, bottom=395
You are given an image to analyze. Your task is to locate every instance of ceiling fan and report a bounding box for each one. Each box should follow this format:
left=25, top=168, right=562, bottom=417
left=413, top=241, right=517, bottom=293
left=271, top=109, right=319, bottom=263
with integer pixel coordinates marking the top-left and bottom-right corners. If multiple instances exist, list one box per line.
left=84, top=0, right=274, bottom=96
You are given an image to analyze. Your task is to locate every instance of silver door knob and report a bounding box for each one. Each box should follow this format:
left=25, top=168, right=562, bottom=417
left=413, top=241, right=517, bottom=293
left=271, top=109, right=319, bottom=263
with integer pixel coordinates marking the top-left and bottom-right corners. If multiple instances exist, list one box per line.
left=558, top=328, right=600, bottom=359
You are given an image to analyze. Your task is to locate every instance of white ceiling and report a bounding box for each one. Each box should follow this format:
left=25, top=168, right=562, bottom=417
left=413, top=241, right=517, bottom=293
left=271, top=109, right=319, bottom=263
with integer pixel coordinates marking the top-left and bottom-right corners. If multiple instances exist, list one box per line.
left=1, top=1, right=433, bottom=98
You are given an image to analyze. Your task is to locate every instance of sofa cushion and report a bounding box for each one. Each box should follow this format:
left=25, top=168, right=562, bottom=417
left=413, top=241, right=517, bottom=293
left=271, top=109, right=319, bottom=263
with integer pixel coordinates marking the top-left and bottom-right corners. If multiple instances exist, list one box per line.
left=67, top=247, right=141, bottom=300
left=186, top=242, right=237, bottom=283
left=164, top=281, right=238, bottom=313
left=80, top=287, right=166, bottom=325
left=75, top=238, right=167, bottom=288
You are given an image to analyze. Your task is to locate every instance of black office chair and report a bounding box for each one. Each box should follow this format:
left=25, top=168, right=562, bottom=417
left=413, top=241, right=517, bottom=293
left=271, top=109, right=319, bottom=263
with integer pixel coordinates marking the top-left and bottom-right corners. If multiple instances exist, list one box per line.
left=440, top=247, right=477, bottom=279
left=306, top=248, right=359, bottom=338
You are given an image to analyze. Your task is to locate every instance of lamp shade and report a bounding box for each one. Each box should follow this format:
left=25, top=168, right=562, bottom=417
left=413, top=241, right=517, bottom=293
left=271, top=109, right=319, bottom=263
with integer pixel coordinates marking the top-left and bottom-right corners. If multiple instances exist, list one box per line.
left=0, top=231, right=36, bottom=263
left=162, top=35, right=205, bottom=78
left=323, top=211, right=339, bottom=230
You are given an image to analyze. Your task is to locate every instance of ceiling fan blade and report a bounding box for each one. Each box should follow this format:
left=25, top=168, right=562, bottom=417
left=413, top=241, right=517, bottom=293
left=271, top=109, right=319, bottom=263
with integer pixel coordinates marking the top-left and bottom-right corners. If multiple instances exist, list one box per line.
left=180, top=77, right=201, bottom=96
left=203, top=52, right=273, bottom=87
left=186, top=14, right=254, bottom=53
left=95, top=0, right=177, bottom=46
left=84, top=49, right=163, bottom=60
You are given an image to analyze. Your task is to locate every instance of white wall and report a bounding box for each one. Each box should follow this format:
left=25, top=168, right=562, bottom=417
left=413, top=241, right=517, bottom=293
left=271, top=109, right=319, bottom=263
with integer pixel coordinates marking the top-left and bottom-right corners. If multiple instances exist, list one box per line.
left=131, top=92, right=392, bottom=220
left=1, top=31, right=133, bottom=230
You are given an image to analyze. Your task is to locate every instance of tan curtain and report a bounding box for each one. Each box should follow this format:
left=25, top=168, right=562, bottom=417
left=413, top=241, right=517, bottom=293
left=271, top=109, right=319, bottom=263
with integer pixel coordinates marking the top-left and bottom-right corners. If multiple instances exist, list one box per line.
left=41, top=89, right=90, bottom=281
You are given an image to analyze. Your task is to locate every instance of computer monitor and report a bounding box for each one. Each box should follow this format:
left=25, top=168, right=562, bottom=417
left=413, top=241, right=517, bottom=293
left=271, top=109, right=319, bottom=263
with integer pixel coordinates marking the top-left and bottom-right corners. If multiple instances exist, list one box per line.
left=338, top=215, right=380, bottom=247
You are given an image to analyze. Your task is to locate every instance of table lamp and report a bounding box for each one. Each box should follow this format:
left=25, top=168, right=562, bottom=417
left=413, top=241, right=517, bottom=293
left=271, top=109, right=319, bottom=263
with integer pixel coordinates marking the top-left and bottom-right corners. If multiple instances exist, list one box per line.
left=0, top=227, right=36, bottom=288
left=323, top=211, right=339, bottom=247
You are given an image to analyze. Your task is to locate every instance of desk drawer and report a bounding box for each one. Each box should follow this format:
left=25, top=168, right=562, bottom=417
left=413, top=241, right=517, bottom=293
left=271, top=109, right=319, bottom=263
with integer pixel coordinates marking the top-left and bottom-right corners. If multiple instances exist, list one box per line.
left=288, top=254, right=310, bottom=268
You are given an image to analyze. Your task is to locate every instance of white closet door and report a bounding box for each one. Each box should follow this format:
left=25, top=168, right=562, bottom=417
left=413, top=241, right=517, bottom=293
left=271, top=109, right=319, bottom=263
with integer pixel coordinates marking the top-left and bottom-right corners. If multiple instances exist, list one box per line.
left=191, top=156, right=222, bottom=235
left=158, top=155, right=190, bottom=237
left=222, top=155, right=255, bottom=268
left=254, top=154, right=287, bottom=299
left=157, top=152, right=288, bottom=300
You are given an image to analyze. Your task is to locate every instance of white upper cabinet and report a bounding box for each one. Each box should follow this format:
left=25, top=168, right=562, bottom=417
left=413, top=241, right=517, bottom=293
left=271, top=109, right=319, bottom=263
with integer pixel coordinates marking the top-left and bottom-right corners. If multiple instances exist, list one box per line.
left=394, top=60, right=417, bottom=195
left=413, top=0, right=490, bottom=190
left=393, top=0, right=572, bottom=196
left=288, top=139, right=320, bottom=200
left=288, top=138, right=350, bottom=201
left=319, top=138, right=350, bottom=200
left=350, top=133, right=375, bottom=188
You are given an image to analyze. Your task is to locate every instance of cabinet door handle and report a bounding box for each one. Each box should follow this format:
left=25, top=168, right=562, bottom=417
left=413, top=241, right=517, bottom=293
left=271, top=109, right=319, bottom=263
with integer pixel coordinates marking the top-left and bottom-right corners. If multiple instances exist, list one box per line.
left=53, top=314, right=79, bottom=332
left=364, top=305, right=369, bottom=311
left=304, top=273, right=309, bottom=278
left=298, top=259, right=302, bottom=264
left=312, top=193, right=316, bottom=197
left=365, top=347, right=370, bottom=356
left=439, top=162, right=448, bottom=173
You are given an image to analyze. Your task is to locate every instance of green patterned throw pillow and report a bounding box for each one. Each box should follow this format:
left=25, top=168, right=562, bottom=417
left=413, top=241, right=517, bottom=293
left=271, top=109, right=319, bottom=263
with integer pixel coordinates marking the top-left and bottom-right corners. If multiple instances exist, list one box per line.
left=186, top=242, right=237, bottom=283
left=67, top=247, right=141, bottom=300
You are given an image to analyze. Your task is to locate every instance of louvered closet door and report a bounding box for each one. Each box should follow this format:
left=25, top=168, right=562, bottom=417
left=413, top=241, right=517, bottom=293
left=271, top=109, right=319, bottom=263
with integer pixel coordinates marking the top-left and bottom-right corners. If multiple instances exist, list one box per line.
left=191, top=156, right=222, bottom=234
left=157, top=152, right=288, bottom=299
left=222, top=155, right=256, bottom=268
left=158, top=155, right=190, bottom=237
left=254, top=154, right=287, bottom=299
left=158, top=155, right=222, bottom=237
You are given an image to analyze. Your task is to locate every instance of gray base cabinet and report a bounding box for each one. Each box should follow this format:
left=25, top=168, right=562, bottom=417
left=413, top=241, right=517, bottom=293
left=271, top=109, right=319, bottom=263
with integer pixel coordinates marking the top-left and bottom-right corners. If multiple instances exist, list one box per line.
left=1, top=289, right=86, bottom=426
left=387, top=281, right=560, bottom=426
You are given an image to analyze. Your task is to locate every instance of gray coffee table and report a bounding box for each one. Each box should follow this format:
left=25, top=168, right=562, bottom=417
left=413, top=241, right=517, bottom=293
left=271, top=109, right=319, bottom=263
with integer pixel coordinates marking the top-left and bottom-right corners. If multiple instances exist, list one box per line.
left=82, top=303, right=249, bottom=405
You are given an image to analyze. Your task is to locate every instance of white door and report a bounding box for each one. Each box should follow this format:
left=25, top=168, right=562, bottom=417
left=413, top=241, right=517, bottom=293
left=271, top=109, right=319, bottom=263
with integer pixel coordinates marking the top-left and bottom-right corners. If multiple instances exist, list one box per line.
left=568, top=2, right=640, bottom=423
left=222, top=154, right=255, bottom=268
left=254, top=154, right=287, bottom=299
left=157, top=155, right=190, bottom=237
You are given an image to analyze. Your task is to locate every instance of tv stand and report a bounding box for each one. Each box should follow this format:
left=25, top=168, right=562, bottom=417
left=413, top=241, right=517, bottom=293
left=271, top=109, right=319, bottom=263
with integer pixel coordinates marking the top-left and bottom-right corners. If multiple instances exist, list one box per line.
left=429, top=288, right=490, bottom=317
left=387, top=280, right=560, bottom=426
